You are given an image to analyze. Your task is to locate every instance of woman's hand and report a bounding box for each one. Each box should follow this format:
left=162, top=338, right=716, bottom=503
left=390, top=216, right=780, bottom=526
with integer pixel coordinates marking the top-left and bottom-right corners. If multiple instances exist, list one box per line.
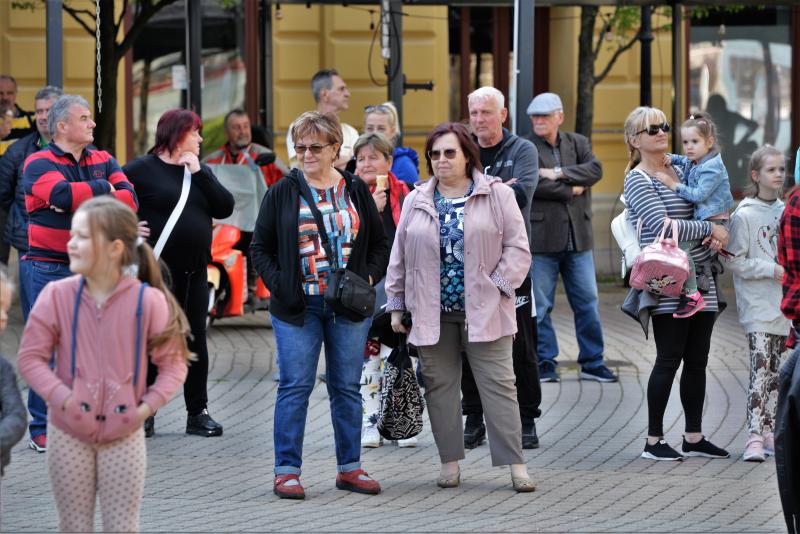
left=703, top=224, right=729, bottom=251
left=137, top=220, right=151, bottom=239
left=391, top=311, right=407, bottom=334
left=177, top=152, right=201, bottom=173
left=372, top=189, right=388, bottom=213
left=653, top=171, right=679, bottom=191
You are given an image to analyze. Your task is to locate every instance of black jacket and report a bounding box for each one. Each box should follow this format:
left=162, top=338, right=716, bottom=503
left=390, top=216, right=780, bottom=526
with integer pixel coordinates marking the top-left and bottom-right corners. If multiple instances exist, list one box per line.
left=0, top=356, right=27, bottom=476
left=251, top=169, right=389, bottom=326
left=776, top=348, right=800, bottom=534
left=527, top=130, right=602, bottom=253
left=0, top=132, right=42, bottom=252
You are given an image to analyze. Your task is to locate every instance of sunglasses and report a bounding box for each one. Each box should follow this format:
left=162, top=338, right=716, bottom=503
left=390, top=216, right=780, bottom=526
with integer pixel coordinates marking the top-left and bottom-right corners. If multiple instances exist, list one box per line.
left=635, top=123, right=670, bottom=136
left=428, top=148, right=460, bottom=161
left=364, top=104, right=391, bottom=113
left=294, top=143, right=331, bottom=156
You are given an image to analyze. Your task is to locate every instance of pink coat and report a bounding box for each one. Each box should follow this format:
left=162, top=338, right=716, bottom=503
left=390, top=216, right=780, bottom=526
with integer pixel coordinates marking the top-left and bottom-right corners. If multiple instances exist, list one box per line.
left=385, top=169, right=531, bottom=345
left=17, top=275, right=188, bottom=443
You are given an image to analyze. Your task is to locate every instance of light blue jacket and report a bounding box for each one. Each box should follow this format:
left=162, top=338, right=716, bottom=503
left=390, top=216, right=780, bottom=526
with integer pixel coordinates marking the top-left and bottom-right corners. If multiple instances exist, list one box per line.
left=670, top=151, right=734, bottom=221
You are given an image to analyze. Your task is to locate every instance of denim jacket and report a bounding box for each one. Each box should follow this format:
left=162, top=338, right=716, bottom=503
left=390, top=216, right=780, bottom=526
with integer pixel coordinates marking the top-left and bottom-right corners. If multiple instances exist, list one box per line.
left=670, top=151, right=734, bottom=221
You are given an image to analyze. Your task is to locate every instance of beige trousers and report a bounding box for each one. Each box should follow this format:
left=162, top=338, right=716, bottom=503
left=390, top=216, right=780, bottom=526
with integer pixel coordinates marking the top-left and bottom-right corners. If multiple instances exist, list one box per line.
left=417, top=312, right=524, bottom=466
left=48, top=422, right=146, bottom=533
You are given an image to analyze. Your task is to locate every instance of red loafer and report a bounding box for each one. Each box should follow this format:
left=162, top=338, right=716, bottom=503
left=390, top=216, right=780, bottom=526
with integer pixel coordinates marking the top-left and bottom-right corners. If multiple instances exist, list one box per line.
left=274, top=474, right=305, bottom=500
left=335, top=468, right=381, bottom=495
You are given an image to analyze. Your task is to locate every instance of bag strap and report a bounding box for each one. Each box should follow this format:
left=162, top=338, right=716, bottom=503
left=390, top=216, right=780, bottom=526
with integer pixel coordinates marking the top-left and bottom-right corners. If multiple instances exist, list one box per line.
left=71, top=280, right=148, bottom=385
left=296, top=175, right=340, bottom=270
left=153, top=166, right=192, bottom=260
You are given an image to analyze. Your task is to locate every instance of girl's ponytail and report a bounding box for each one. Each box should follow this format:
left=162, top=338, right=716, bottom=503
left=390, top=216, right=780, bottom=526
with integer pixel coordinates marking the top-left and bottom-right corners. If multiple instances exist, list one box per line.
left=136, top=240, right=193, bottom=362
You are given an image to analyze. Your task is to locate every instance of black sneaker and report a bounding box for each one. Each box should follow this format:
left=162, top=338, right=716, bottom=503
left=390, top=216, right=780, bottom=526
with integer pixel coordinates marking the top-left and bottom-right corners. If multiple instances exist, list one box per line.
left=464, top=414, right=486, bottom=449
left=682, top=436, right=730, bottom=458
left=522, top=419, right=539, bottom=449
left=641, top=439, right=684, bottom=461
left=580, top=365, right=618, bottom=383
left=186, top=409, right=223, bottom=437
left=539, top=360, right=560, bottom=383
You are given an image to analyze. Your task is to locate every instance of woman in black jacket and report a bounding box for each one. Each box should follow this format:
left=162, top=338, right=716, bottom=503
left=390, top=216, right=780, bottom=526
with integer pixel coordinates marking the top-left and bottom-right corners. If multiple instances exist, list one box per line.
left=251, top=111, right=388, bottom=500
left=123, top=109, right=234, bottom=438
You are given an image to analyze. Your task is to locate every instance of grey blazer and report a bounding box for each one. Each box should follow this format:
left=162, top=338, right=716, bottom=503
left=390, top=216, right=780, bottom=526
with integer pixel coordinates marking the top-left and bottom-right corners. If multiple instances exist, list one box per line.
left=527, top=130, right=602, bottom=253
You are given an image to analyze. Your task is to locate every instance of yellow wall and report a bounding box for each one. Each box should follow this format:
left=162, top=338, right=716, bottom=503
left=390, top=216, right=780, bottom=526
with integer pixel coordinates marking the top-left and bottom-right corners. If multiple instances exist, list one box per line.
left=272, top=4, right=449, bottom=168
left=0, top=1, right=128, bottom=162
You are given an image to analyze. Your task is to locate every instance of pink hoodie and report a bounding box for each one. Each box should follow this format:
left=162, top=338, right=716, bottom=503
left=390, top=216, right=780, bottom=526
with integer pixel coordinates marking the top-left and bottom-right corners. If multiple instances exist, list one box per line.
left=17, top=275, right=188, bottom=443
left=385, top=169, right=531, bottom=345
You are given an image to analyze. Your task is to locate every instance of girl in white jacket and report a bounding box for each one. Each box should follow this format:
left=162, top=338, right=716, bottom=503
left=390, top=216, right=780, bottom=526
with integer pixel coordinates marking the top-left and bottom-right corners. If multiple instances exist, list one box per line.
left=726, top=145, right=791, bottom=462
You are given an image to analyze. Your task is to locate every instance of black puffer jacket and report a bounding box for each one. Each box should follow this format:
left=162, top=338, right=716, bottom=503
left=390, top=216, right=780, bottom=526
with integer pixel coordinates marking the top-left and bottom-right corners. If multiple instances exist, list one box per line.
left=777, top=347, right=800, bottom=534
left=0, top=356, right=27, bottom=476
left=0, top=132, right=42, bottom=252
left=250, top=169, right=389, bottom=326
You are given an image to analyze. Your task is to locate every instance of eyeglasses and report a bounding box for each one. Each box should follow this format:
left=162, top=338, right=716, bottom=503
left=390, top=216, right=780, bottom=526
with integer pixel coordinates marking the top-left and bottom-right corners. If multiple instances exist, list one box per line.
left=364, top=104, right=391, bottom=114
left=428, top=148, right=460, bottom=161
left=635, top=123, right=670, bottom=136
left=294, top=143, right=331, bottom=156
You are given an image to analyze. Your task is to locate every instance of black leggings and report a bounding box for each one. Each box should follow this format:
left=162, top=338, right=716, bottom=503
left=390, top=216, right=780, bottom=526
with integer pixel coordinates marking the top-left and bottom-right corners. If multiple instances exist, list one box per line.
left=461, top=277, right=541, bottom=421
left=648, top=312, right=715, bottom=436
left=147, top=267, right=210, bottom=416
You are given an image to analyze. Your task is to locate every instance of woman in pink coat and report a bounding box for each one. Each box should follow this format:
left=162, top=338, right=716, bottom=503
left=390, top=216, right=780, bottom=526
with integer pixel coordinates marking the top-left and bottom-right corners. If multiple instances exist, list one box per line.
left=384, top=122, right=534, bottom=492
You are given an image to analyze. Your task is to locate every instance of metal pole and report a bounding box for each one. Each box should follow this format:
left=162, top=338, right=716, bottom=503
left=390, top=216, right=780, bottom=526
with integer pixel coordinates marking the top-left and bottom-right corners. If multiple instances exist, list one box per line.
left=387, top=0, right=403, bottom=146
left=671, top=1, right=682, bottom=152
left=640, top=5, right=653, bottom=107
left=514, top=0, right=534, bottom=137
left=46, top=0, right=63, bottom=87
left=262, top=0, right=274, bottom=148
left=185, top=0, right=203, bottom=118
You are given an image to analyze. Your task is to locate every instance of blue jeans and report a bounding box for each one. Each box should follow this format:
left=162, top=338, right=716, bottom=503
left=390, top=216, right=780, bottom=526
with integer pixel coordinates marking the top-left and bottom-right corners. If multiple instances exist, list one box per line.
left=532, top=250, right=605, bottom=369
left=26, top=259, right=72, bottom=438
left=17, top=251, right=31, bottom=321
left=271, top=296, right=372, bottom=476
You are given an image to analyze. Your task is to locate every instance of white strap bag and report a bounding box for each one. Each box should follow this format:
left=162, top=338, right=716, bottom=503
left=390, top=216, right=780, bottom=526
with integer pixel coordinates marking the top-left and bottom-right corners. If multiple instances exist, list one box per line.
left=611, top=204, right=641, bottom=277
left=152, top=166, right=192, bottom=260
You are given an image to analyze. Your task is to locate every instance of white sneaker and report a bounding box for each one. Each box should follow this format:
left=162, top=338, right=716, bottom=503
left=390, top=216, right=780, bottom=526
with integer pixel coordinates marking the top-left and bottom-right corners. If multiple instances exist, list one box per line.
left=397, top=437, right=418, bottom=448
left=361, top=425, right=382, bottom=448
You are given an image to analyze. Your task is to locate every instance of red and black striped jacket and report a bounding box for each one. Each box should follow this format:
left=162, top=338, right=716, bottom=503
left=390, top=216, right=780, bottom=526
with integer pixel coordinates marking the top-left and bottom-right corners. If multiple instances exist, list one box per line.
left=22, top=143, right=138, bottom=263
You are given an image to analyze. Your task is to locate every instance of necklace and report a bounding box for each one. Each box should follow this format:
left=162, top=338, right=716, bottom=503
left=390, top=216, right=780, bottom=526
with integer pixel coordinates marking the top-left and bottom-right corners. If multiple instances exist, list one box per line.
left=756, top=195, right=777, bottom=203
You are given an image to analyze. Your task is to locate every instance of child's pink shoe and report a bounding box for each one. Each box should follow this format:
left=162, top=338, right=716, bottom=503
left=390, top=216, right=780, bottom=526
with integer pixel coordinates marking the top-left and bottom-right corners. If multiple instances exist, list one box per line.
left=742, top=434, right=765, bottom=462
left=673, top=292, right=706, bottom=319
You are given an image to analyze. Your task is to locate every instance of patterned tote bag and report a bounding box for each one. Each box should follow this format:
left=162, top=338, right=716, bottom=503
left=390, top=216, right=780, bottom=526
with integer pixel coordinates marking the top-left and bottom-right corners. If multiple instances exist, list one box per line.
left=377, top=334, right=424, bottom=440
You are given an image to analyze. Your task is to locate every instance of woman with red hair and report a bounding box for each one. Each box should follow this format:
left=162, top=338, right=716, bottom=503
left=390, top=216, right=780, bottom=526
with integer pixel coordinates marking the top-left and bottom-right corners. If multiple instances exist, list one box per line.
left=123, top=109, right=234, bottom=438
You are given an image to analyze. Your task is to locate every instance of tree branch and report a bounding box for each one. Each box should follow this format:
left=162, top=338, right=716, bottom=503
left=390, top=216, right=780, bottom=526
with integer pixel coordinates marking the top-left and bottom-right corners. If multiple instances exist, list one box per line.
left=117, top=0, right=180, bottom=56
left=594, top=30, right=641, bottom=85
left=62, top=4, right=95, bottom=36
left=115, top=0, right=129, bottom=36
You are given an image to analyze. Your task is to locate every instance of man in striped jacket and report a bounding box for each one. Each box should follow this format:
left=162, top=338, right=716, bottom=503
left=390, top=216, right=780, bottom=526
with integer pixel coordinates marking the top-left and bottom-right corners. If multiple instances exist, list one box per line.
left=20, top=94, right=138, bottom=452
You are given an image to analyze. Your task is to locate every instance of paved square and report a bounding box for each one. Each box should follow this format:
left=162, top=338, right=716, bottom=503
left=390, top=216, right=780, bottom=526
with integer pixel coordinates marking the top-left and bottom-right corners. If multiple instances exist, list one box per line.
left=0, top=286, right=786, bottom=532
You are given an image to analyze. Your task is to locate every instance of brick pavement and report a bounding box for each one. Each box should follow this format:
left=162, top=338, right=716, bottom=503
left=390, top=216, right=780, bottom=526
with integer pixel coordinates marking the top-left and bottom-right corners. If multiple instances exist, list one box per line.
left=0, top=284, right=786, bottom=533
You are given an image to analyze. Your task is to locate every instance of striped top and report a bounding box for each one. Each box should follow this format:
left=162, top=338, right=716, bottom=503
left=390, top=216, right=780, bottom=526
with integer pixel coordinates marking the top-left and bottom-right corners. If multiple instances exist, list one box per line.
left=298, top=177, right=360, bottom=295
left=22, top=143, right=138, bottom=263
left=623, top=167, right=717, bottom=315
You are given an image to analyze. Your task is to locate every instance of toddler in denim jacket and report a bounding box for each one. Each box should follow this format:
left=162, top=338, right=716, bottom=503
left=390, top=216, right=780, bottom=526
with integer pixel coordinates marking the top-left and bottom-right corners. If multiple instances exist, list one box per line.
left=654, top=113, right=734, bottom=318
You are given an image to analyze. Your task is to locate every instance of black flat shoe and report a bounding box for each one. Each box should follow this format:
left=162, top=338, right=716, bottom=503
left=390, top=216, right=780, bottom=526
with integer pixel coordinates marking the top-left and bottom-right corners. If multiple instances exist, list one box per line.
left=186, top=409, right=223, bottom=437
left=522, top=420, right=539, bottom=449
left=144, top=415, right=155, bottom=438
left=464, top=414, right=486, bottom=449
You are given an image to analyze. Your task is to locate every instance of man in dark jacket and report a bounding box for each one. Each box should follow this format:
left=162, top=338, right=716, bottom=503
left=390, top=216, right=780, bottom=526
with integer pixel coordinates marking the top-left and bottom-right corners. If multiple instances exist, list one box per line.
left=776, top=347, right=800, bottom=534
left=526, top=92, right=617, bottom=384
left=459, top=86, right=542, bottom=450
left=0, top=85, right=62, bottom=318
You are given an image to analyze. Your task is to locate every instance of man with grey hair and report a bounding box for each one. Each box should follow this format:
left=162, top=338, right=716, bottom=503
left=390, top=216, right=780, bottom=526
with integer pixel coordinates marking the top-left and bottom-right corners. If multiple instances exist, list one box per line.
left=285, top=68, right=358, bottom=169
left=460, top=86, right=542, bottom=450
left=0, top=85, right=62, bottom=312
left=526, top=92, right=616, bottom=384
left=20, top=93, right=137, bottom=452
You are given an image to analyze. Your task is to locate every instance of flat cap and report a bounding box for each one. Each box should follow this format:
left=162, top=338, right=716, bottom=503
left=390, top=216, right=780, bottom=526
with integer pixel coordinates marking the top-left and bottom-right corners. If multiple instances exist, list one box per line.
left=527, top=93, right=563, bottom=115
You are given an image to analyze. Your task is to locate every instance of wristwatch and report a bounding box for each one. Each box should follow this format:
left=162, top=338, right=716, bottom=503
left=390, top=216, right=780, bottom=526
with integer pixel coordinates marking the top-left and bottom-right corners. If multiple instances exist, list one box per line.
left=553, top=166, right=563, bottom=179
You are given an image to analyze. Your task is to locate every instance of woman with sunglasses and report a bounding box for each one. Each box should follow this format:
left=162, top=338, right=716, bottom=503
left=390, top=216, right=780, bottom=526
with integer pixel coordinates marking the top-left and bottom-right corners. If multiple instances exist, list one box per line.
left=384, top=122, right=535, bottom=492
left=251, top=111, right=389, bottom=500
left=622, top=106, right=731, bottom=461
left=363, top=102, right=419, bottom=186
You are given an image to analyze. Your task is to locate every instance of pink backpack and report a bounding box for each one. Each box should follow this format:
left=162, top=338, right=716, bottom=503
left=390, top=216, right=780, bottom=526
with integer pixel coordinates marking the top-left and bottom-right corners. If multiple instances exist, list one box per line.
left=629, top=218, right=689, bottom=298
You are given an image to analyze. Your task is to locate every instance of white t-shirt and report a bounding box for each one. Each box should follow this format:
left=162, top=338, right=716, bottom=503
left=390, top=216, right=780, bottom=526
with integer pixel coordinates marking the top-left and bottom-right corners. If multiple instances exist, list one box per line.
left=286, top=121, right=359, bottom=169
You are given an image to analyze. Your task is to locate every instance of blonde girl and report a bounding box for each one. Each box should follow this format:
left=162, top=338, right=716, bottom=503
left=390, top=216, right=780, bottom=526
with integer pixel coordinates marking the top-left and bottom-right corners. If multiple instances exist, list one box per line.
left=726, top=145, right=790, bottom=462
left=18, top=196, right=190, bottom=533
left=363, top=101, right=420, bottom=185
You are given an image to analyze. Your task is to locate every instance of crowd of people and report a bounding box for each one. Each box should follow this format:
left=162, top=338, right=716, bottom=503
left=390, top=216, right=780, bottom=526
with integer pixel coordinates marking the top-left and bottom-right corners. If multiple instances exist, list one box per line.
left=0, top=66, right=799, bottom=531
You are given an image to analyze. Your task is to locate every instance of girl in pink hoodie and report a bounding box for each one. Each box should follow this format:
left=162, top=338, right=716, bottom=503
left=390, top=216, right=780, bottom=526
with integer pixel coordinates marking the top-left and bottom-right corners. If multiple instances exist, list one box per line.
left=18, top=196, right=190, bottom=533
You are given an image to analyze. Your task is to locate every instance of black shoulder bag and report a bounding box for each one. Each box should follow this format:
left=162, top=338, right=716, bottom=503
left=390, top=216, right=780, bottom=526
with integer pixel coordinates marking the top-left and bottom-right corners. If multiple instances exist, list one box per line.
left=297, top=176, right=376, bottom=321
left=377, top=333, right=424, bottom=440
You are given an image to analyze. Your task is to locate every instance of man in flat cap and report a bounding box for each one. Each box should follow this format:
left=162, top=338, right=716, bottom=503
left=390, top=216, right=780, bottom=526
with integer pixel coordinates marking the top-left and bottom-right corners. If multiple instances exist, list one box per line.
left=526, top=92, right=617, bottom=384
